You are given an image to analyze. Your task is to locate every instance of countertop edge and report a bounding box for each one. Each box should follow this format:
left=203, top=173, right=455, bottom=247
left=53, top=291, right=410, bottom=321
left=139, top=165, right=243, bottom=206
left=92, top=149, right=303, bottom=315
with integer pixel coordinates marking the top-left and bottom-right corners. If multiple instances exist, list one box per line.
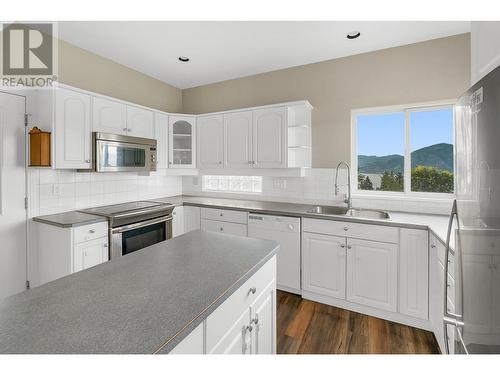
left=153, top=245, right=278, bottom=354
left=32, top=215, right=107, bottom=228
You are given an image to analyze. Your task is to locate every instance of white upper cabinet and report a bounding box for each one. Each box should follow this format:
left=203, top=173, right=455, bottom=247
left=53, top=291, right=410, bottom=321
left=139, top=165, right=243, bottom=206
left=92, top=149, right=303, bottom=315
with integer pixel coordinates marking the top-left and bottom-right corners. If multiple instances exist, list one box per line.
left=224, top=111, right=253, bottom=169
left=346, top=238, right=398, bottom=312
left=471, top=22, right=500, bottom=84
left=197, top=115, right=224, bottom=169
left=252, top=107, right=286, bottom=168
left=92, top=96, right=127, bottom=135
left=169, top=116, right=196, bottom=168
left=126, top=105, right=154, bottom=138
left=154, top=112, right=168, bottom=169
left=54, top=87, right=92, bottom=169
left=399, top=229, right=429, bottom=320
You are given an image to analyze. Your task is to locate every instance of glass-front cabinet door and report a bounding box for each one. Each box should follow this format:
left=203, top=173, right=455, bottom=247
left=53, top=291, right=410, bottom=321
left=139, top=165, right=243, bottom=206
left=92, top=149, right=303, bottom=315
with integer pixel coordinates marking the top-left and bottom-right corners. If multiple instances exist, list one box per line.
left=168, top=116, right=196, bottom=168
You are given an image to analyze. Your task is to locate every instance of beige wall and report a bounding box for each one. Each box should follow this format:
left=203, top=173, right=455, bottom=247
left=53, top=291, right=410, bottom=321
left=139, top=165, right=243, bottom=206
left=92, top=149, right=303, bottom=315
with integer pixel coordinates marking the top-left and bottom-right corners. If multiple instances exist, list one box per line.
left=58, top=39, right=182, bottom=113
left=182, top=34, right=470, bottom=168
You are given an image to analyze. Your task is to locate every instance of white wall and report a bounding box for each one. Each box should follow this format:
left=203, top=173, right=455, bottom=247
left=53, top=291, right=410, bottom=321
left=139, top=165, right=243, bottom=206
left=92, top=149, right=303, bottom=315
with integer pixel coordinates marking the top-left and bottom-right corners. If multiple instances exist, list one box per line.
left=30, top=169, right=182, bottom=217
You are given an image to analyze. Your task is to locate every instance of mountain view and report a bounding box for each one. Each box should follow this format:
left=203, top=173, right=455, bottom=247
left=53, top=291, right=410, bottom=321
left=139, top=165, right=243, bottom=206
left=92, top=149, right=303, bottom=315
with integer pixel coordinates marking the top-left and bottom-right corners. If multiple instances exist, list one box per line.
left=358, top=143, right=453, bottom=174
left=357, top=143, right=454, bottom=193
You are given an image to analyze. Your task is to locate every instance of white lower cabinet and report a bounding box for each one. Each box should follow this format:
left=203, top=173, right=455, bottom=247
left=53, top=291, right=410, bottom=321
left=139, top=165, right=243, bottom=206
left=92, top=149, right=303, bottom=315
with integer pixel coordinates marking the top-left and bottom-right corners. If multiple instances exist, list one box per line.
left=172, top=206, right=184, bottom=238
left=200, top=207, right=248, bottom=237
left=184, top=206, right=201, bottom=233
left=399, top=229, right=429, bottom=320
left=36, top=221, right=109, bottom=286
left=346, top=238, right=398, bottom=312
left=201, top=219, right=247, bottom=237
left=170, top=255, right=276, bottom=354
left=73, top=237, right=109, bottom=273
left=302, top=232, right=346, bottom=299
left=301, top=218, right=430, bottom=328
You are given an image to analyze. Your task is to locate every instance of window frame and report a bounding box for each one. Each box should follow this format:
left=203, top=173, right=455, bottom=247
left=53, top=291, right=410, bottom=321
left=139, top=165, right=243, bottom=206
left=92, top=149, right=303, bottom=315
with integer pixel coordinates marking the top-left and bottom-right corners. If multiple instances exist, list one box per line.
left=350, top=100, right=456, bottom=199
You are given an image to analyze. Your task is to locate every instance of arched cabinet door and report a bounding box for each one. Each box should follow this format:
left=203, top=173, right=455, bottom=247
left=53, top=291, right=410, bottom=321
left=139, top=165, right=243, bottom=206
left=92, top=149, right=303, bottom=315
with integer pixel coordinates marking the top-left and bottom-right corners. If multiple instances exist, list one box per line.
left=54, top=87, right=92, bottom=169
left=168, top=116, right=196, bottom=168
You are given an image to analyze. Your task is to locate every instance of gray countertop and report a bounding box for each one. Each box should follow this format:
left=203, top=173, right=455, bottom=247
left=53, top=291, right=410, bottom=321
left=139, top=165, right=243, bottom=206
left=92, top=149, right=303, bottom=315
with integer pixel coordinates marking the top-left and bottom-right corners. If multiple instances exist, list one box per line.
left=32, top=194, right=452, bottom=246
left=152, top=195, right=452, bottom=245
left=32, top=211, right=107, bottom=228
left=0, top=231, right=278, bottom=354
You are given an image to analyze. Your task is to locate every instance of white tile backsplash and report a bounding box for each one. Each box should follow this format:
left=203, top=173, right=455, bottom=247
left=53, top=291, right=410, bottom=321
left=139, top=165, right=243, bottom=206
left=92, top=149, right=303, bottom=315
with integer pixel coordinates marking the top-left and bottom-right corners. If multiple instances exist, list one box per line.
left=32, top=169, right=183, bottom=216
left=183, top=168, right=453, bottom=214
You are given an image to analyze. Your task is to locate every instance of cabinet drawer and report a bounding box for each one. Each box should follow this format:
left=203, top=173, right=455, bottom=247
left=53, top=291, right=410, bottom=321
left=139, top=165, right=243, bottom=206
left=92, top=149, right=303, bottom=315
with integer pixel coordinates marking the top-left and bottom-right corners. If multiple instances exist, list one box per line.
left=201, top=219, right=247, bottom=237
left=201, top=207, right=247, bottom=224
left=73, top=222, right=108, bottom=244
left=303, top=218, right=398, bottom=244
left=206, top=255, right=276, bottom=353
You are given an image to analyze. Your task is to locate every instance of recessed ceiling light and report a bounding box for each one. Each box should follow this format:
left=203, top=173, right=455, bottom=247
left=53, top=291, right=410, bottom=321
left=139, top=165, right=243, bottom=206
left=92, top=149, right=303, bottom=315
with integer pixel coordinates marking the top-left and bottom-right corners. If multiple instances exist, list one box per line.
left=178, top=56, right=190, bottom=62
left=346, top=31, right=361, bottom=40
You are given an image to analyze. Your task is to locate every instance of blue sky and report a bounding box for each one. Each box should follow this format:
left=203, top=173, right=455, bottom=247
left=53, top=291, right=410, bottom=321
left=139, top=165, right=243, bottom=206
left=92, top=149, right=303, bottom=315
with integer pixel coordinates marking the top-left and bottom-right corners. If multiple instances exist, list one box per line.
left=357, top=108, right=454, bottom=156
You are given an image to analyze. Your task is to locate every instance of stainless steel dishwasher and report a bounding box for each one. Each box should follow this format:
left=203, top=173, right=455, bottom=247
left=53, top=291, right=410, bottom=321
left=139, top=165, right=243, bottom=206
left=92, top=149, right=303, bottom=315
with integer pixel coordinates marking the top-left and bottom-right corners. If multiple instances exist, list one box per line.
left=248, top=213, right=301, bottom=294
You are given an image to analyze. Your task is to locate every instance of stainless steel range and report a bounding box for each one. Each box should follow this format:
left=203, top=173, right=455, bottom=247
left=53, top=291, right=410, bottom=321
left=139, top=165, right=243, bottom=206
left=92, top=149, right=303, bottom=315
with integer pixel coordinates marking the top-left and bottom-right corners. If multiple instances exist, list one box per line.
left=79, top=201, right=175, bottom=259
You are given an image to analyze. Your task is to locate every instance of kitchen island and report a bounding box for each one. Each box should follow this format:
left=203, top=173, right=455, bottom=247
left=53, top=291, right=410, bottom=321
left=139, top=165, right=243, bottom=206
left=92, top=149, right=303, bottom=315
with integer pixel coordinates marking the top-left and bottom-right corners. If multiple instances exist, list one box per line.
left=0, top=231, right=278, bottom=354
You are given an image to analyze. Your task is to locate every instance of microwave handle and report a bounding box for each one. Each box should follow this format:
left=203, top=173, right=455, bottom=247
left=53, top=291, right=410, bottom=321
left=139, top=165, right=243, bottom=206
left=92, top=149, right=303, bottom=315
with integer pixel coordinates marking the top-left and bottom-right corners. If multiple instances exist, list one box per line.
left=111, top=215, right=172, bottom=234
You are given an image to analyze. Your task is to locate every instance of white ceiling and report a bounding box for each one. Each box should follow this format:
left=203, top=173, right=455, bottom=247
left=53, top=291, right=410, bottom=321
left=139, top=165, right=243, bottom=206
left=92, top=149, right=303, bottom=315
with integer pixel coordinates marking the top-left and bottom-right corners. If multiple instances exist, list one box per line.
left=58, top=21, right=470, bottom=89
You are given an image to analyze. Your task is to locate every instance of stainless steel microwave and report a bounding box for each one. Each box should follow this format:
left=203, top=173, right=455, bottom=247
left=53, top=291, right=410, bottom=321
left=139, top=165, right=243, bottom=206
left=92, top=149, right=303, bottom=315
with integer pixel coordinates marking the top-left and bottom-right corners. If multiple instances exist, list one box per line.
left=85, top=132, right=157, bottom=172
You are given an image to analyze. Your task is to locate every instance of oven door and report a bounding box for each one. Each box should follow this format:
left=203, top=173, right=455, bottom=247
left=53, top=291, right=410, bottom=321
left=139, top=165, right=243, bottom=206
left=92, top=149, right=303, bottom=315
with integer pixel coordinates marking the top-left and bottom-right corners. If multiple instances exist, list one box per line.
left=111, top=215, right=172, bottom=258
left=96, top=139, right=151, bottom=172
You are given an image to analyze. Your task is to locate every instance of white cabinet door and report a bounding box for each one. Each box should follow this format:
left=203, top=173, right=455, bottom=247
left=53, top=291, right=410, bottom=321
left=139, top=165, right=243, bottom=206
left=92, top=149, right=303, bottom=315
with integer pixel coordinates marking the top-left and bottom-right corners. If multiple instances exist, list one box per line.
left=92, top=96, right=127, bottom=134
left=209, top=308, right=252, bottom=354
left=54, top=87, right=92, bottom=169
left=201, top=219, right=247, bottom=237
left=172, top=206, right=184, bottom=238
left=347, top=238, right=397, bottom=312
left=197, top=115, right=223, bottom=169
left=224, top=111, right=253, bottom=169
left=252, top=107, right=286, bottom=168
left=184, top=206, right=201, bottom=233
left=73, top=237, right=108, bottom=273
left=169, top=116, right=196, bottom=168
left=471, top=22, right=500, bottom=84
left=399, top=228, right=429, bottom=320
left=302, top=232, right=346, bottom=300
left=126, top=105, right=154, bottom=138
left=154, top=112, right=168, bottom=169
left=251, top=283, right=276, bottom=354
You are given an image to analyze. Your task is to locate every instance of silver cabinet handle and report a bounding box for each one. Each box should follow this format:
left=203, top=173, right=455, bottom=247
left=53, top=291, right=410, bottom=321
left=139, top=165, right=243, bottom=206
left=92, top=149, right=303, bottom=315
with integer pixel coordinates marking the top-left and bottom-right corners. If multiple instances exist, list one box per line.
left=340, top=243, right=345, bottom=248
left=127, top=128, right=132, bottom=131
left=103, top=243, right=108, bottom=248
left=85, top=159, right=91, bottom=163
left=219, top=213, right=223, bottom=217
left=344, top=227, right=349, bottom=231
left=347, top=245, right=352, bottom=249
left=219, top=227, right=224, bottom=231
left=122, top=128, right=127, bottom=131
left=251, top=316, right=259, bottom=325
left=249, top=287, right=256, bottom=295
left=252, top=161, right=256, bottom=165
left=431, top=244, right=436, bottom=248
left=245, top=324, right=253, bottom=332
left=89, top=229, right=95, bottom=233
left=248, top=161, right=252, bottom=164
left=218, top=161, right=222, bottom=164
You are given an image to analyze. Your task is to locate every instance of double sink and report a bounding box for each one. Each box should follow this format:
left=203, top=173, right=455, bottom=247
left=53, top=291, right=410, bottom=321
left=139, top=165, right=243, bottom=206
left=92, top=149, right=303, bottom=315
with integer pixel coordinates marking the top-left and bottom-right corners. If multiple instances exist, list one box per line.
left=305, top=205, right=390, bottom=220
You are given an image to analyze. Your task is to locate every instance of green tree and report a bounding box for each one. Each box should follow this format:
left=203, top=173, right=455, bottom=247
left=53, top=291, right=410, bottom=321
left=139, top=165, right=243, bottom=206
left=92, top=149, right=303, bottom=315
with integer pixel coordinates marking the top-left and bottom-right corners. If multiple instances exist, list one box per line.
left=358, top=174, right=374, bottom=190
left=411, top=165, right=453, bottom=193
left=379, top=171, right=404, bottom=192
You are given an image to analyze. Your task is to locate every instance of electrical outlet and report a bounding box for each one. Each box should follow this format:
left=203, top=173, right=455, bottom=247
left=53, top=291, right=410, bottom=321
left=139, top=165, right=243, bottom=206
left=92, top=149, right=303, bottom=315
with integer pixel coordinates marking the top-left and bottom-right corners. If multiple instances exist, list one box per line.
left=273, top=179, right=287, bottom=190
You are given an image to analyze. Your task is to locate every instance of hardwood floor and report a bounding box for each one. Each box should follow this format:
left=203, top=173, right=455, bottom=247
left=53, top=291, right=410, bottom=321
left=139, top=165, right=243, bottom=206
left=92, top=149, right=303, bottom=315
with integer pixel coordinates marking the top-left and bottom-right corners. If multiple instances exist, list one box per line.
left=277, top=291, right=440, bottom=354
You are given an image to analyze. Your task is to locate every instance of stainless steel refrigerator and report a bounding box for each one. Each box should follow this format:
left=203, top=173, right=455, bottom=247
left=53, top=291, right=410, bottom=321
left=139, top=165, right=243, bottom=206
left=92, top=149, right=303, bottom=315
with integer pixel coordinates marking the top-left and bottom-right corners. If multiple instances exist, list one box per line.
left=448, top=64, right=500, bottom=354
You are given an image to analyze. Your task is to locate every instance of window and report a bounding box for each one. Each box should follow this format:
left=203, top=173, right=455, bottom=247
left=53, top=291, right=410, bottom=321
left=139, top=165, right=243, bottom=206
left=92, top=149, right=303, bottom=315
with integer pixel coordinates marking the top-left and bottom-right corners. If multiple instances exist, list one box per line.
left=202, top=175, right=262, bottom=193
left=353, top=103, right=454, bottom=195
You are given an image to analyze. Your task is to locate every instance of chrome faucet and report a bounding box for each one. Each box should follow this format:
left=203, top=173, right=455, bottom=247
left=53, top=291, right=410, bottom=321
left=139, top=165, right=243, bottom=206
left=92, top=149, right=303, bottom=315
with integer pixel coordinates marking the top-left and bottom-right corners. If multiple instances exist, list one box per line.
left=335, top=161, right=352, bottom=210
